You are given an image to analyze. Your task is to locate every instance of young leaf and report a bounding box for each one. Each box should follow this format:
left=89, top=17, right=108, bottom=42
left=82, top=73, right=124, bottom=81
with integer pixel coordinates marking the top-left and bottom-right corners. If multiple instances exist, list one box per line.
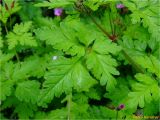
left=46, top=108, right=68, bottom=119
left=143, top=100, right=159, bottom=116
left=85, top=87, right=101, bottom=100
left=7, top=22, right=37, bottom=49
left=84, top=0, right=107, bottom=11
left=86, top=39, right=121, bottom=91
left=15, top=80, right=40, bottom=104
left=119, top=25, right=149, bottom=60
left=12, top=56, right=44, bottom=80
left=105, top=84, right=130, bottom=105
left=122, top=0, right=160, bottom=41
left=1, top=96, right=19, bottom=110
left=14, top=102, right=37, bottom=119
left=0, top=80, right=13, bottom=101
left=0, top=62, right=15, bottom=101
left=134, top=55, right=160, bottom=78
left=126, top=73, right=159, bottom=111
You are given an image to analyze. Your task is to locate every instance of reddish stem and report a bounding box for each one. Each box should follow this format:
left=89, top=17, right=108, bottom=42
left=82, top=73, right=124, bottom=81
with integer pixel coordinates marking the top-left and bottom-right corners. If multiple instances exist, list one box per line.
left=109, top=35, right=117, bottom=41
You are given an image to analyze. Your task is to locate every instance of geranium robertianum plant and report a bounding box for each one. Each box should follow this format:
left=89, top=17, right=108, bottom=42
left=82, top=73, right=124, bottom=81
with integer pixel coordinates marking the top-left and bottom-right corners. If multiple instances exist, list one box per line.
left=0, top=0, right=160, bottom=119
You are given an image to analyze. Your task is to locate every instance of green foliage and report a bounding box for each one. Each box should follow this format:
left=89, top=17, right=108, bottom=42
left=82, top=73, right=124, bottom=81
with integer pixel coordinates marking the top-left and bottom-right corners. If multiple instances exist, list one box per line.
left=0, top=79, right=13, bottom=101
left=0, top=62, right=14, bottom=101
left=105, top=77, right=131, bottom=105
left=38, top=57, right=97, bottom=107
left=35, top=24, right=85, bottom=57
left=14, top=102, right=37, bottom=119
left=46, top=108, right=68, bottom=119
left=86, top=39, right=121, bottom=91
left=120, top=24, right=149, bottom=59
left=84, top=0, right=108, bottom=11
left=122, top=0, right=160, bottom=41
left=143, top=99, right=159, bottom=116
left=35, top=0, right=76, bottom=8
left=15, top=80, right=40, bottom=104
left=0, top=28, right=3, bottom=48
left=134, top=55, right=160, bottom=78
left=0, top=0, right=160, bottom=119
left=18, top=1, right=42, bottom=22
left=125, top=73, right=159, bottom=112
left=7, top=22, right=37, bottom=49
left=0, top=0, right=21, bottom=24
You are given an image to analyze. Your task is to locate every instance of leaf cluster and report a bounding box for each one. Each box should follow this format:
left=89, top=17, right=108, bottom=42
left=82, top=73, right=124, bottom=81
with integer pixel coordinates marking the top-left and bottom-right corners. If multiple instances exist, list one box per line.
left=0, top=0, right=159, bottom=119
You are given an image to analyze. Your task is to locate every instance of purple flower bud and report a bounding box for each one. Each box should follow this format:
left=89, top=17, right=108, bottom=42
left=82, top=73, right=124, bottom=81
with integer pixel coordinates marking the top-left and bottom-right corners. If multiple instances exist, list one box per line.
left=116, top=4, right=124, bottom=9
left=117, top=104, right=125, bottom=110
left=54, top=8, right=63, bottom=16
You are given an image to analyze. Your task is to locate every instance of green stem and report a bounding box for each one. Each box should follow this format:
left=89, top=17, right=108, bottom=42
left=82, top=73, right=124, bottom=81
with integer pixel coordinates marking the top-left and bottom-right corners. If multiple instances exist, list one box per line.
left=67, top=94, right=72, bottom=120
left=9, top=15, right=12, bottom=30
left=15, top=50, right=20, bottom=64
left=116, top=110, right=118, bottom=120
left=4, top=24, right=8, bottom=34
left=108, top=10, right=114, bottom=35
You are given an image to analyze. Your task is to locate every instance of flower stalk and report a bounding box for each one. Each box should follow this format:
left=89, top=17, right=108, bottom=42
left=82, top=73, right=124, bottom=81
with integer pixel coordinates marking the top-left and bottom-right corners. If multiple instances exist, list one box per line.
left=67, top=94, right=72, bottom=120
left=116, top=104, right=125, bottom=120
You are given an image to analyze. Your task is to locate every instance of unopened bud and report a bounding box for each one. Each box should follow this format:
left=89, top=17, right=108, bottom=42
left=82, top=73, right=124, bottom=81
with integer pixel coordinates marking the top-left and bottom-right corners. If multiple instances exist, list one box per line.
left=116, top=4, right=124, bottom=9
left=116, top=104, right=125, bottom=111
left=54, top=8, right=63, bottom=16
left=11, top=0, right=15, bottom=9
left=5, top=3, right=9, bottom=11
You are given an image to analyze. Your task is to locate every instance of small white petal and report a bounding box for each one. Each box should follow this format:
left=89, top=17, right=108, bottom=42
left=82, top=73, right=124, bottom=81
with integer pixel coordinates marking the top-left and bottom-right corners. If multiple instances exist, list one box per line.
left=52, top=56, right=58, bottom=60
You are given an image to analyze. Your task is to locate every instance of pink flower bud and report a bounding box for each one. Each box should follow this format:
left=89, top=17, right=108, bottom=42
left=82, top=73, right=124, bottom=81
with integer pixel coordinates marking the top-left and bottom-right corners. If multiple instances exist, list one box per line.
left=116, top=104, right=125, bottom=110
left=116, top=4, right=124, bottom=9
left=54, top=8, right=63, bottom=16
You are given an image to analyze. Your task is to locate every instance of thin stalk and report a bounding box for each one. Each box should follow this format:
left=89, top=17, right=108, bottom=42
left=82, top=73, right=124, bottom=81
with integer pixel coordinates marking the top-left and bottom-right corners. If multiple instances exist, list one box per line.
left=113, top=19, right=116, bottom=36
left=67, top=94, right=72, bottom=120
left=116, top=110, right=118, bottom=120
left=15, top=50, right=20, bottom=64
left=4, top=24, right=8, bottom=34
left=113, top=13, right=119, bottom=36
left=9, top=15, right=12, bottom=30
left=108, top=10, right=114, bottom=35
